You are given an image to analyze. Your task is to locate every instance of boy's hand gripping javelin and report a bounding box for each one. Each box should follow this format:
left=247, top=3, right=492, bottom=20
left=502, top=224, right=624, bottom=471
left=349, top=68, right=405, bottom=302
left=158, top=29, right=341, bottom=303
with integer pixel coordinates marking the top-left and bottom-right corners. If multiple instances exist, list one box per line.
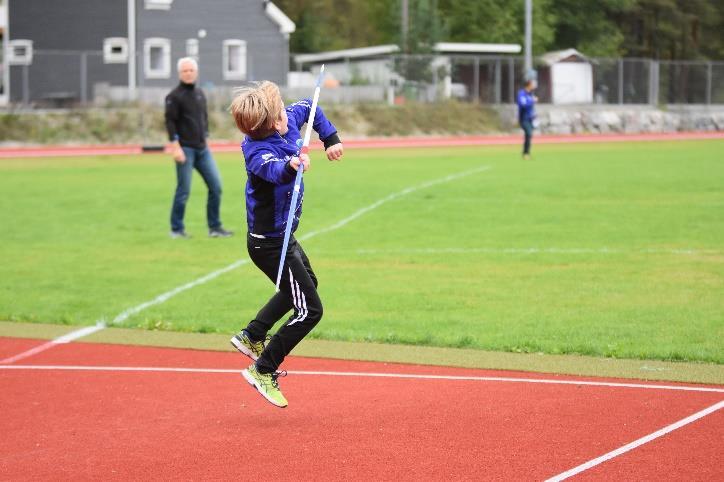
left=274, top=65, right=326, bottom=292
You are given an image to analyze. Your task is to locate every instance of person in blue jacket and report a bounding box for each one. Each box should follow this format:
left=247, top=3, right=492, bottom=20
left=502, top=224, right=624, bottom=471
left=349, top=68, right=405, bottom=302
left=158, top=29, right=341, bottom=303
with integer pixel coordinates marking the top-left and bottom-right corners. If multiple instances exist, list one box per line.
left=517, top=79, right=538, bottom=159
left=228, top=81, right=344, bottom=407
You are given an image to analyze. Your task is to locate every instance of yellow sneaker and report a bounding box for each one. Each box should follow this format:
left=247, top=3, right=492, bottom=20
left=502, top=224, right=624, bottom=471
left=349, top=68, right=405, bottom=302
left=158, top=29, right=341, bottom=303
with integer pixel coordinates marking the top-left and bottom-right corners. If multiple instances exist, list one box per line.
left=241, top=364, right=288, bottom=408
left=230, top=330, right=267, bottom=361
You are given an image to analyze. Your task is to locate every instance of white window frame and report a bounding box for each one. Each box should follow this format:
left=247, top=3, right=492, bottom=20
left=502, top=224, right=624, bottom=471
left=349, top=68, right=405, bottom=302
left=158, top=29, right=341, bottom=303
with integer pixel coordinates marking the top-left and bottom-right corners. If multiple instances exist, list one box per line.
left=222, top=39, right=247, bottom=81
left=8, top=39, right=33, bottom=65
left=103, top=37, right=129, bottom=64
left=144, top=37, right=171, bottom=79
left=144, top=0, right=173, bottom=10
left=186, top=38, right=199, bottom=60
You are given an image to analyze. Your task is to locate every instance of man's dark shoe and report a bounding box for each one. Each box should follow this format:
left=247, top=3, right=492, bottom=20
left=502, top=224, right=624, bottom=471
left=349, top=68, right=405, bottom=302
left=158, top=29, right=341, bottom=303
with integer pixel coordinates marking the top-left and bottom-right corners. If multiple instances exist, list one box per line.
left=209, top=227, right=234, bottom=238
left=170, top=230, right=191, bottom=239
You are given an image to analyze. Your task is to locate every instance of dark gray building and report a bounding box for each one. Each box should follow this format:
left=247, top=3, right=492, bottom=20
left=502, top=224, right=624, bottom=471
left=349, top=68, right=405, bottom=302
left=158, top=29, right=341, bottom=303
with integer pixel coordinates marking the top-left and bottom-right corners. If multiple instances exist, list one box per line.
left=2, top=0, right=294, bottom=105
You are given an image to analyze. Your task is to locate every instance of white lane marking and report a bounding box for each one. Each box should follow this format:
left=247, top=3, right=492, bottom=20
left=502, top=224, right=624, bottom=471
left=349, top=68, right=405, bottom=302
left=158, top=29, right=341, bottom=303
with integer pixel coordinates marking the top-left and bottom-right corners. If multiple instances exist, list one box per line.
left=111, top=259, right=250, bottom=324
left=354, top=247, right=720, bottom=256
left=114, top=164, right=491, bottom=326
left=0, top=323, right=106, bottom=364
left=0, top=364, right=722, bottom=393
left=0, top=165, right=493, bottom=363
left=545, top=400, right=724, bottom=481
left=299, top=165, right=492, bottom=240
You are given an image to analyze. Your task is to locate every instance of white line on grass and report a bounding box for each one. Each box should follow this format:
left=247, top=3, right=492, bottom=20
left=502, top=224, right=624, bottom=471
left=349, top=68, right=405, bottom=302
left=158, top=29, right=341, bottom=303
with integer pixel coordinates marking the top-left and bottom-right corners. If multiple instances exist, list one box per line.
left=1, top=165, right=492, bottom=363
left=0, top=323, right=106, bottom=364
left=111, top=259, right=250, bottom=324
left=545, top=400, right=724, bottom=481
left=112, top=164, right=490, bottom=325
left=0, top=364, right=722, bottom=393
left=298, top=166, right=491, bottom=240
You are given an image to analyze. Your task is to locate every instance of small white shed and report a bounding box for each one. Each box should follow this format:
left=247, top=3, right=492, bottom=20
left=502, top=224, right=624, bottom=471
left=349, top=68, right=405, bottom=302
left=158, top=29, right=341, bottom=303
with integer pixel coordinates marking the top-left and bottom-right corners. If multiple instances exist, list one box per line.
left=540, top=49, right=592, bottom=104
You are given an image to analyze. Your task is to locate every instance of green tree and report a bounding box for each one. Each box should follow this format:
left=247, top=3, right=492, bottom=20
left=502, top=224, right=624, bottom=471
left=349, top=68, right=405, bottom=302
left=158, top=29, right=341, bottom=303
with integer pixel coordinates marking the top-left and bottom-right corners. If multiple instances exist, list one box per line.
left=394, top=0, right=445, bottom=85
left=274, top=0, right=723, bottom=61
left=274, top=0, right=397, bottom=53
left=436, top=0, right=556, bottom=54
left=621, top=0, right=721, bottom=60
left=548, top=0, right=636, bottom=56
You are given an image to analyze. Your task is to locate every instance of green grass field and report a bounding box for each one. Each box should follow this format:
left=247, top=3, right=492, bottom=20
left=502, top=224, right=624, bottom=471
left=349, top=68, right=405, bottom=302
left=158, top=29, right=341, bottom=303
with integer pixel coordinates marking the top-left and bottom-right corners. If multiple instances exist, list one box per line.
left=1, top=140, right=722, bottom=363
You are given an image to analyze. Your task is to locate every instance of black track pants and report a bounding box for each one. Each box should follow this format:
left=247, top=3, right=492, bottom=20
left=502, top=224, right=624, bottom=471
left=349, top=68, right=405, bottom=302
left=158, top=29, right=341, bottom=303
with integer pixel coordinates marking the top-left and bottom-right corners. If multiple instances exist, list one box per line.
left=521, top=120, right=533, bottom=155
left=245, top=233, right=322, bottom=374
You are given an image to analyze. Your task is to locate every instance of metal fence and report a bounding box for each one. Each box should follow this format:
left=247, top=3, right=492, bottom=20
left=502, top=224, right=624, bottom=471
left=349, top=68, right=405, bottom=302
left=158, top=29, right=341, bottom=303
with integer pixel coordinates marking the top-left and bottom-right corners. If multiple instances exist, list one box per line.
left=374, top=55, right=724, bottom=105
left=4, top=50, right=724, bottom=107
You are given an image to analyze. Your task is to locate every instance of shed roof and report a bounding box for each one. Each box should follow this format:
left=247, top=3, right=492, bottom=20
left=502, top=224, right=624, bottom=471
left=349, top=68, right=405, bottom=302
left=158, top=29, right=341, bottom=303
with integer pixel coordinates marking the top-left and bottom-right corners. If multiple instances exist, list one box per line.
left=539, top=48, right=590, bottom=66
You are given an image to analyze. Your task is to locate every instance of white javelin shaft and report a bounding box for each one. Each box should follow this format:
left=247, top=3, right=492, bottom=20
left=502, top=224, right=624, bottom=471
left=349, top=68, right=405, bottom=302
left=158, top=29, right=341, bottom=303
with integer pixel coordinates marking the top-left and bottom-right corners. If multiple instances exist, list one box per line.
left=274, top=64, right=326, bottom=291
left=301, top=64, right=325, bottom=149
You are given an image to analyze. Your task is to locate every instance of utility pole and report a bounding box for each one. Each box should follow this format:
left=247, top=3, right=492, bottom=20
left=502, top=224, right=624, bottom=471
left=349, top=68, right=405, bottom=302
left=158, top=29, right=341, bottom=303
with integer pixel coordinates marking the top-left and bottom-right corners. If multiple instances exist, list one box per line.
left=401, top=0, right=409, bottom=53
left=524, top=0, right=534, bottom=80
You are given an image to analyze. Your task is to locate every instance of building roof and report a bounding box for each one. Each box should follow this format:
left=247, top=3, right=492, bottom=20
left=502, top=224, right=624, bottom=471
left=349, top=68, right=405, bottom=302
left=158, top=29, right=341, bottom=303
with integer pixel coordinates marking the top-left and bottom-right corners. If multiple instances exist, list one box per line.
left=540, top=48, right=590, bottom=66
left=294, top=42, right=522, bottom=64
left=264, top=1, right=295, bottom=37
left=434, top=42, right=521, bottom=54
left=294, top=45, right=401, bottom=64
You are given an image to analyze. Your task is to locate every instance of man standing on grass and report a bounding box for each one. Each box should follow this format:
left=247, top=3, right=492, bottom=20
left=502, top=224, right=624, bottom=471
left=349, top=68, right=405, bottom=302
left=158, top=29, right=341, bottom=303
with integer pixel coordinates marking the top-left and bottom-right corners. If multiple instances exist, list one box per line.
left=165, top=57, right=232, bottom=239
left=517, top=78, right=538, bottom=160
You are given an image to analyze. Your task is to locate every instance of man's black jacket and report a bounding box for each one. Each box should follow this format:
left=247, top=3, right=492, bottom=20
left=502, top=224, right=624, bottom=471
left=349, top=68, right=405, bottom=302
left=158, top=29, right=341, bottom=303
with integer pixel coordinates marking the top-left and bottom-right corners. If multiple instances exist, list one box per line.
left=164, top=82, right=209, bottom=149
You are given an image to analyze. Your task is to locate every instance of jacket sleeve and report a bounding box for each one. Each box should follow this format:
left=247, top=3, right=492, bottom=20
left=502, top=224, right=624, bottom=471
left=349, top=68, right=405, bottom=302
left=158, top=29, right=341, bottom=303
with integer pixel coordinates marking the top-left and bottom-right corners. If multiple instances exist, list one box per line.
left=516, top=91, right=527, bottom=108
left=245, top=146, right=296, bottom=185
left=286, top=99, right=339, bottom=145
left=202, top=91, right=209, bottom=138
left=516, top=91, right=527, bottom=121
left=164, top=93, right=180, bottom=142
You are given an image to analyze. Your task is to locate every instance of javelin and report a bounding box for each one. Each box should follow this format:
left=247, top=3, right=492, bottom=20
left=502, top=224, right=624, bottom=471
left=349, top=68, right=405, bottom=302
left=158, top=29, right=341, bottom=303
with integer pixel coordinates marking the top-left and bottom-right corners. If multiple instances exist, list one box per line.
left=274, top=64, right=326, bottom=291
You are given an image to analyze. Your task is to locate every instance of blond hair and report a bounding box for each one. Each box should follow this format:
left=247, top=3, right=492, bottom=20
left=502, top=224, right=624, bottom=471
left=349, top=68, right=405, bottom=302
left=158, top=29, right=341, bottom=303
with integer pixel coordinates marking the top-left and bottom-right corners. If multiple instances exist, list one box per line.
left=229, top=81, right=284, bottom=140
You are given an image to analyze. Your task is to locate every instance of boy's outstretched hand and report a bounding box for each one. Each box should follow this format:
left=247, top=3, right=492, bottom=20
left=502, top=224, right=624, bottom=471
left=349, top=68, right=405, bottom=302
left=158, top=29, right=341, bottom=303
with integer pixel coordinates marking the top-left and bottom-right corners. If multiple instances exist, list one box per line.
left=290, top=153, right=311, bottom=172
left=326, top=143, right=344, bottom=161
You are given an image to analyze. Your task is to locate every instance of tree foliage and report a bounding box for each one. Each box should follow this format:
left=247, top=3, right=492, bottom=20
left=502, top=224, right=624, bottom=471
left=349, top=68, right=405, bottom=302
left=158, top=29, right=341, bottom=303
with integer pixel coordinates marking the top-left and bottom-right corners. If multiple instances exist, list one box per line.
left=274, top=0, right=723, bottom=60
left=620, top=0, right=722, bottom=60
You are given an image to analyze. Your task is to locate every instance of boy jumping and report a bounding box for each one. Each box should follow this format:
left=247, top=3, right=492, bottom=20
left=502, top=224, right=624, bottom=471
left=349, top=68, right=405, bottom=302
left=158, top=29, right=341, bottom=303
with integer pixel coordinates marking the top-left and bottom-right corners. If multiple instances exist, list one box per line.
left=228, top=81, right=344, bottom=408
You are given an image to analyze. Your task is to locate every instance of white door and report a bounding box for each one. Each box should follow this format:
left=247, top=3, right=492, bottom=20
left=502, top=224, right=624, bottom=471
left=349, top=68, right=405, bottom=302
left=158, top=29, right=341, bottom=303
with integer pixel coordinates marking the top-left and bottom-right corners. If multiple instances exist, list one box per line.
left=551, top=62, right=593, bottom=104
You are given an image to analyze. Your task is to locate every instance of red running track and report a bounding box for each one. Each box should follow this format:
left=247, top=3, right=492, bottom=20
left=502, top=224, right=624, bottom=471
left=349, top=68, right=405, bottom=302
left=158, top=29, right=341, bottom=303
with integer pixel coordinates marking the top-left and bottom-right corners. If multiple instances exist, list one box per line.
left=1, top=132, right=722, bottom=158
left=0, top=336, right=722, bottom=480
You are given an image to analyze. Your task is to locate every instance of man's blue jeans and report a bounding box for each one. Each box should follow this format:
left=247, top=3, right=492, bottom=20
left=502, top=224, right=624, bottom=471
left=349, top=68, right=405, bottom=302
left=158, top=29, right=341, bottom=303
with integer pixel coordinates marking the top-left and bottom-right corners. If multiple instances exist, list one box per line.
left=170, top=146, right=223, bottom=232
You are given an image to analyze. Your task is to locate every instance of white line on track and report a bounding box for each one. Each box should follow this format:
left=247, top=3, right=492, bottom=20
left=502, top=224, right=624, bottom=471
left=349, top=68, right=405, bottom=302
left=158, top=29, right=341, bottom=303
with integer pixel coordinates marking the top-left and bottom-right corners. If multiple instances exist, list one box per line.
left=0, top=165, right=492, bottom=363
left=354, top=247, right=720, bottom=256
left=3, top=362, right=720, bottom=476
left=0, top=364, right=722, bottom=393
left=0, top=324, right=106, bottom=364
left=545, top=400, right=724, bottom=481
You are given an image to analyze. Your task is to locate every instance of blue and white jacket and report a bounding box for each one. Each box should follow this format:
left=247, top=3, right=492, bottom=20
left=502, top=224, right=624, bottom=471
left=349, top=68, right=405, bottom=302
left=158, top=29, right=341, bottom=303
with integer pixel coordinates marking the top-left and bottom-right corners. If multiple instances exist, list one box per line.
left=242, top=99, right=340, bottom=238
left=517, top=88, right=536, bottom=125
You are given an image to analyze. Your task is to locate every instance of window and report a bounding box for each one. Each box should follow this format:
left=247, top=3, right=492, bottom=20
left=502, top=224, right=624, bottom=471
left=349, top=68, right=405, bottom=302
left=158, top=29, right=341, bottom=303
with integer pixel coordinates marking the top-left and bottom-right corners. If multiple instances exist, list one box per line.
left=186, top=39, right=199, bottom=60
left=8, top=39, right=33, bottom=65
left=223, top=40, right=247, bottom=80
left=104, top=38, right=128, bottom=64
left=144, top=38, right=170, bottom=79
left=144, top=0, right=173, bottom=10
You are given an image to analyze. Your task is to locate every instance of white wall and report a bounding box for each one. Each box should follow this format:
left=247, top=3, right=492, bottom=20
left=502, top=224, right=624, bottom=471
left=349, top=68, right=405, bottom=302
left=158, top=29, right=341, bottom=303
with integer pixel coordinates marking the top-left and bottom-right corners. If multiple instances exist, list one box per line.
left=551, top=62, right=592, bottom=104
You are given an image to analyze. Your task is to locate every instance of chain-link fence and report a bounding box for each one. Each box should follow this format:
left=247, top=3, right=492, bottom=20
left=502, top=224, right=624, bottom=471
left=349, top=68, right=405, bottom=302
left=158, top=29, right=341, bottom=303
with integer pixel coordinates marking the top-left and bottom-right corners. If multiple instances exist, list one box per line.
left=4, top=50, right=724, bottom=107
left=301, top=55, right=724, bottom=107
